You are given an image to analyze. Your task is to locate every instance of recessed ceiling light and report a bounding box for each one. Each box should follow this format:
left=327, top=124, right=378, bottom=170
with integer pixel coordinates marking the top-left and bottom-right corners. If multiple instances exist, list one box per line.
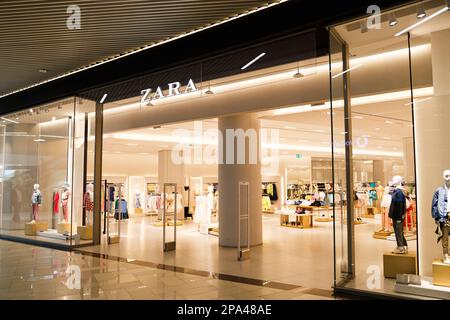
left=314, top=129, right=325, bottom=133
left=34, top=138, right=46, bottom=142
left=354, top=115, right=364, bottom=120
left=284, top=126, right=297, bottom=129
left=396, top=5, right=449, bottom=37
left=416, top=5, right=426, bottom=19
left=385, top=121, right=394, bottom=124
left=384, top=137, right=391, bottom=140
left=51, top=117, right=56, bottom=122
left=38, top=69, right=48, bottom=73
left=388, top=13, right=398, bottom=27
left=375, top=127, right=381, bottom=131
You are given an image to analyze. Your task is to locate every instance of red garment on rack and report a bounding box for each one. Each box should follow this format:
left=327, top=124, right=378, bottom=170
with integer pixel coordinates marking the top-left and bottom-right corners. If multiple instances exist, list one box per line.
left=53, top=192, right=59, bottom=214
left=84, top=192, right=94, bottom=211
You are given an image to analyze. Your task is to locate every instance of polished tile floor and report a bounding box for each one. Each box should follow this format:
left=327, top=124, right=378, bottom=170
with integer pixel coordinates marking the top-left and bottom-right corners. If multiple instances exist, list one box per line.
left=80, top=213, right=415, bottom=293
left=0, top=240, right=338, bottom=300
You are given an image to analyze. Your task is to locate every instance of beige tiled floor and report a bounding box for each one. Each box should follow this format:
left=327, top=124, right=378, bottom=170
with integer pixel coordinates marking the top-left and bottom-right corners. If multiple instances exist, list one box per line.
left=80, top=213, right=416, bottom=293
left=0, top=240, right=338, bottom=300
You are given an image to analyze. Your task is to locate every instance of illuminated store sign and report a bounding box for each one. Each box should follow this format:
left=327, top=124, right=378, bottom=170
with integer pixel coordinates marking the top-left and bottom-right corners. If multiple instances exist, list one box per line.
left=141, top=79, right=198, bottom=104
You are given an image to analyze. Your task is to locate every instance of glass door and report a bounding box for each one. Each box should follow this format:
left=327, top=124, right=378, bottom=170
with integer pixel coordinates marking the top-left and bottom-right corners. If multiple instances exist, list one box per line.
left=329, top=29, right=354, bottom=285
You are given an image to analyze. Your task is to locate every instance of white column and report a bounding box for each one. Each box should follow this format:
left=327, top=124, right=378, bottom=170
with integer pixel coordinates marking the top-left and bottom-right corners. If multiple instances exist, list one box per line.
left=218, top=113, right=262, bottom=247
left=415, top=28, right=450, bottom=276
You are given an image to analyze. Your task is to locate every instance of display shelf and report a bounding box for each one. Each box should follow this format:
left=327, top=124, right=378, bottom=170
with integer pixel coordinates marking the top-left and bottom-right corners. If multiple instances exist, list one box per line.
left=276, top=210, right=313, bottom=229
left=373, top=229, right=392, bottom=239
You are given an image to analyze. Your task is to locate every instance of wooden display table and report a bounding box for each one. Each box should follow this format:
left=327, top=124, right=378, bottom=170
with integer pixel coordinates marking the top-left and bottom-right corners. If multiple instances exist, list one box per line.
left=77, top=225, right=93, bottom=240
left=57, top=223, right=71, bottom=234
left=432, top=260, right=450, bottom=287
left=383, top=252, right=417, bottom=278
left=24, top=221, right=48, bottom=236
left=276, top=210, right=313, bottom=229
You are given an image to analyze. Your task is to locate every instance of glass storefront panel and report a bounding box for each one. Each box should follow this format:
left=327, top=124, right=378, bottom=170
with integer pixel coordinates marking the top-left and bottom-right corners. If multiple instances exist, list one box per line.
left=73, top=31, right=348, bottom=290
left=409, top=0, right=450, bottom=296
left=332, top=0, right=450, bottom=299
left=0, top=97, right=96, bottom=247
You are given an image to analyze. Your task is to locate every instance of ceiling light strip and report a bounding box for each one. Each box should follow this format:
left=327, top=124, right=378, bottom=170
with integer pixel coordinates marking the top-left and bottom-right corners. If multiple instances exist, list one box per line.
left=332, top=63, right=363, bottom=79
left=0, top=1, right=287, bottom=99
left=1, top=117, right=19, bottom=124
left=395, top=6, right=449, bottom=37
left=241, top=53, right=266, bottom=70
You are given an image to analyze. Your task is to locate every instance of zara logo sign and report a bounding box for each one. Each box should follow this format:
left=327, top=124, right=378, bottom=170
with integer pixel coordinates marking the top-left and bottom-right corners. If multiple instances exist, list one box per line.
left=141, top=79, right=198, bottom=104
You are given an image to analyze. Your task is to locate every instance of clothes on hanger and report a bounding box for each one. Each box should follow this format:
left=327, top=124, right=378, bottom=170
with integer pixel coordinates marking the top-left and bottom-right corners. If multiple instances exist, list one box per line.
left=114, top=199, right=129, bottom=220
left=135, top=192, right=141, bottom=208
left=53, top=192, right=59, bottom=215
left=262, top=196, right=271, bottom=211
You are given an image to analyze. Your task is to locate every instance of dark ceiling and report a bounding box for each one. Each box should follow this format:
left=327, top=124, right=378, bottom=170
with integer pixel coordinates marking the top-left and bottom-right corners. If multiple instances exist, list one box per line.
left=0, top=0, right=280, bottom=97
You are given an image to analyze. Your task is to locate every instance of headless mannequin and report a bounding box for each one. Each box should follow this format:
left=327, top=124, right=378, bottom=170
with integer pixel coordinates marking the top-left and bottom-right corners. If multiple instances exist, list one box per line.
left=84, top=183, right=94, bottom=225
left=432, top=170, right=450, bottom=264
left=61, top=186, right=71, bottom=223
left=31, top=184, right=41, bottom=223
left=390, top=175, right=408, bottom=254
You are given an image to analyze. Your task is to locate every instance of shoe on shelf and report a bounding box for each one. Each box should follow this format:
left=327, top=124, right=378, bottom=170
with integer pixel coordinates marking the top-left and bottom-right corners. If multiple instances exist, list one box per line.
left=392, top=247, right=406, bottom=254
left=443, top=254, right=450, bottom=264
left=402, top=246, right=408, bottom=254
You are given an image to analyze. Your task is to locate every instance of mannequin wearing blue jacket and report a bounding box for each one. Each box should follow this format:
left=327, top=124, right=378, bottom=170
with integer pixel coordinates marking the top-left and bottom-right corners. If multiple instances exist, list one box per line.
left=389, top=175, right=408, bottom=254
left=431, top=170, right=450, bottom=264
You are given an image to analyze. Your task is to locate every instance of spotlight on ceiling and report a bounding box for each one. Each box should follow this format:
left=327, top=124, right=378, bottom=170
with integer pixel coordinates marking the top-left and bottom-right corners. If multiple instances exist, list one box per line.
left=416, top=4, right=426, bottom=19
left=293, top=71, right=304, bottom=79
left=388, top=13, right=398, bottom=27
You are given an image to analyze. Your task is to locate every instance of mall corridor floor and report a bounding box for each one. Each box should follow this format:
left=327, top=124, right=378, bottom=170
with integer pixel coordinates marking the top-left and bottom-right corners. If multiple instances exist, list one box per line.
left=0, top=240, right=338, bottom=300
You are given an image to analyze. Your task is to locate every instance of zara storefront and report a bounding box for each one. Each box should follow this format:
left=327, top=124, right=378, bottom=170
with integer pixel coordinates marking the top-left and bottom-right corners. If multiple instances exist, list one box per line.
left=0, top=0, right=449, bottom=299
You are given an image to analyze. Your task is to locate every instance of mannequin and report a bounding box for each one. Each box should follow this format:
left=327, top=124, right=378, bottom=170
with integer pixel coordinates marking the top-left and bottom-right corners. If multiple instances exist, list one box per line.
left=380, top=185, right=392, bottom=232
left=206, top=185, right=214, bottom=221
left=375, top=181, right=384, bottom=211
left=135, top=191, right=141, bottom=209
left=84, top=183, right=94, bottom=225
left=31, top=184, right=42, bottom=223
left=389, top=175, right=408, bottom=254
left=431, top=169, right=450, bottom=264
left=61, top=185, right=71, bottom=223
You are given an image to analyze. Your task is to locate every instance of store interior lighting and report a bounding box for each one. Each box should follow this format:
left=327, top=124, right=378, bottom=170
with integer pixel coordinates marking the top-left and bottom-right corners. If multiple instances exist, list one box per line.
left=395, top=3, right=449, bottom=37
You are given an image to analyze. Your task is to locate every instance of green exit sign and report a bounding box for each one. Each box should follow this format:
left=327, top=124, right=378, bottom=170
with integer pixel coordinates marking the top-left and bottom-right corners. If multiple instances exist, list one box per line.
left=296, top=154, right=302, bottom=159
